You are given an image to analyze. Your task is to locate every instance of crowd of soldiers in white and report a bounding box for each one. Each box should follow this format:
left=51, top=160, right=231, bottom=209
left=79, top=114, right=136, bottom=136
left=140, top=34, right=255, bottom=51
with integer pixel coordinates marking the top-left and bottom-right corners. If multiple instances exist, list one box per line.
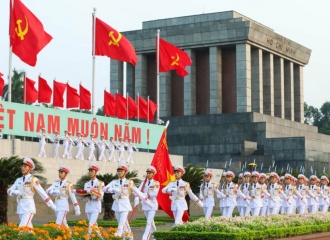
left=37, top=128, right=138, bottom=162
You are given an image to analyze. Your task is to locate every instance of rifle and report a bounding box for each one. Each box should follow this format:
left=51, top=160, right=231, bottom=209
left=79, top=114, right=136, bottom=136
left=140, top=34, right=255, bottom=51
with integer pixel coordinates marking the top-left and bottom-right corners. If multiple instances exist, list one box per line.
left=129, top=177, right=147, bottom=223
left=201, top=160, right=209, bottom=194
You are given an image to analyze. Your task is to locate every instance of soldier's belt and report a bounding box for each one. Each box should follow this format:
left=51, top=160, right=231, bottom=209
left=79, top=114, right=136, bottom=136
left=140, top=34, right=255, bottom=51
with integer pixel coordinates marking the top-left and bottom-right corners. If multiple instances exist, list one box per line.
left=18, top=195, right=33, bottom=199
left=115, top=195, right=129, bottom=200
left=55, top=196, right=69, bottom=200
left=205, top=196, right=214, bottom=198
left=252, top=196, right=261, bottom=199
left=174, top=197, right=185, bottom=200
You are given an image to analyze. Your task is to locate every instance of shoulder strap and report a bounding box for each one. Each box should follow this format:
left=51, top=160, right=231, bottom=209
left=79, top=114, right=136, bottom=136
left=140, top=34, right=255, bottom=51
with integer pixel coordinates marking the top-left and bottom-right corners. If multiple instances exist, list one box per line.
left=30, top=176, right=35, bottom=193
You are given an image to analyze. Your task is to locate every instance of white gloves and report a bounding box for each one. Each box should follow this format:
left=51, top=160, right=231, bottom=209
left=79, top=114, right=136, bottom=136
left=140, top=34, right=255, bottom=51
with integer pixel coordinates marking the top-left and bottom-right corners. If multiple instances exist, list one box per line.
left=144, top=199, right=154, bottom=208
left=170, top=188, right=177, bottom=193
left=199, top=195, right=204, bottom=200
left=12, top=190, right=20, bottom=196
left=196, top=199, right=204, bottom=208
left=75, top=211, right=81, bottom=216
left=134, top=197, right=140, bottom=207
left=50, top=204, right=56, bottom=211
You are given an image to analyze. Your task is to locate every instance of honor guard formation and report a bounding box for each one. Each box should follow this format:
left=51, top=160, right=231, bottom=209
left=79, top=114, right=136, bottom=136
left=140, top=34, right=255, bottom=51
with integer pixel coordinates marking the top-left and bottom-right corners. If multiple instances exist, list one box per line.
left=7, top=157, right=330, bottom=240
left=37, top=129, right=138, bottom=163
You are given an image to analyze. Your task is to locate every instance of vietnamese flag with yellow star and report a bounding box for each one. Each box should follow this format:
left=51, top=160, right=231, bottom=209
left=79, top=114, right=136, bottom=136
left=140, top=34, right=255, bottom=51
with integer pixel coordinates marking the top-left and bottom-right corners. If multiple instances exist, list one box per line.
left=158, top=37, right=192, bottom=77
left=10, top=0, right=53, bottom=66
left=151, top=129, right=189, bottom=222
left=94, top=17, right=138, bottom=66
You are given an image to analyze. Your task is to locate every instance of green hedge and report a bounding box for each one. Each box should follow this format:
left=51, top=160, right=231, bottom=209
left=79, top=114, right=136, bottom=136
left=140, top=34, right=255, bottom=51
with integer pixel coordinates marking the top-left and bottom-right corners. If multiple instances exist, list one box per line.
left=153, top=223, right=330, bottom=240
left=65, top=219, right=166, bottom=228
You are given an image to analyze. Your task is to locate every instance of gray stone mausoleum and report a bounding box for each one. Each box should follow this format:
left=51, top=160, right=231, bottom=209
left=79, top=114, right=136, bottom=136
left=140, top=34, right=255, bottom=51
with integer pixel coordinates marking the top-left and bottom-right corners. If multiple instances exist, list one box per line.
left=110, top=11, right=330, bottom=174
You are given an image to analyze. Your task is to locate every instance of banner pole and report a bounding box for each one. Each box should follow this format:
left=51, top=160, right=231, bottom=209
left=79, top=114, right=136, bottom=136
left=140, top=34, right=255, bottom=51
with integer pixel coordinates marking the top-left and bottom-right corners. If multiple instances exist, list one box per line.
left=92, top=8, right=97, bottom=115
left=156, top=29, right=160, bottom=125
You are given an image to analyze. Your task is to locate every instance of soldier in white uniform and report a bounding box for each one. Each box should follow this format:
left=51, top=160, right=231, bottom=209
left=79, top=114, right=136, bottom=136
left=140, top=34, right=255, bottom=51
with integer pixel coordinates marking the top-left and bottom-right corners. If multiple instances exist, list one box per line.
left=98, top=135, right=107, bottom=161
left=217, top=172, right=227, bottom=215
left=236, top=173, right=244, bottom=215
left=87, top=133, right=97, bottom=161
left=61, top=130, right=69, bottom=159
left=75, top=132, right=86, bottom=160
left=38, top=128, right=52, bottom=157
left=67, top=132, right=75, bottom=159
left=162, top=165, right=203, bottom=225
left=259, top=173, right=269, bottom=216
left=77, top=163, right=104, bottom=235
left=249, top=171, right=267, bottom=216
left=240, top=172, right=251, bottom=216
left=267, top=172, right=286, bottom=215
left=108, top=136, right=117, bottom=162
left=103, top=163, right=150, bottom=238
left=308, top=175, right=320, bottom=213
left=126, top=138, right=138, bottom=163
left=319, top=176, right=329, bottom=212
left=7, top=157, right=56, bottom=227
left=46, top=164, right=81, bottom=227
left=199, top=169, right=216, bottom=219
left=53, top=130, right=61, bottom=159
left=296, top=174, right=309, bottom=214
left=117, top=137, right=126, bottom=162
left=134, top=166, right=160, bottom=240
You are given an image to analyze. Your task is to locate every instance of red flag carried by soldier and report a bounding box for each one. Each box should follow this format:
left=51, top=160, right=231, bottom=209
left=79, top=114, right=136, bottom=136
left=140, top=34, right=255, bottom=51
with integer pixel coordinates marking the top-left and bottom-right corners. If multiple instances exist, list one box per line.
left=150, top=130, right=189, bottom=222
left=158, top=38, right=192, bottom=77
left=10, top=0, right=52, bottom=66
left=94, top=17, right=138, bottom=65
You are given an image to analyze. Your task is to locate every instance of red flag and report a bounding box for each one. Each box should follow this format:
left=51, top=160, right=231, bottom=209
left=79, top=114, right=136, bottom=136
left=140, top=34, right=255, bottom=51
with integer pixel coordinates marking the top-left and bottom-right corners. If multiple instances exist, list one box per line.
left=116, top=93, right=127, bottom=119
left=94, top=17, right=138, bottom=65
left=104, top=90, right=116, bottom=116
left=127, top=95, right=137, bottom=119
left=137, top=96, right=148, bottom=120
left=151, top=130, right=189, bottom=222
left=0, top=72, right=5, bottom=97
left=38, top=76, right=52, bottom=103
left=24, top=77, right=38, bottom=103
left=79, top=84, right=91, bottom=110
left=53, top=80, right=66, bottom=108
left=66, top=83, right=80, bottom=109
left=10, top=0, right=52, bottom=66
left=158, top=38, right=192, bottom=77
left=148, top=98, right=158, bottom=123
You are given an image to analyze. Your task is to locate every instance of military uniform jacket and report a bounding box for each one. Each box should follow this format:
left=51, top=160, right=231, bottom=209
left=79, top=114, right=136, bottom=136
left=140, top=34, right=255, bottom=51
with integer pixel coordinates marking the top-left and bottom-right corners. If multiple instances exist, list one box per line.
left=88, top=138, right=96, bottom=150
left=218, top=183, right=227, bottom=207
left=162, top=179, right=189, bottom=211
left=38, top=133, right=51, bottom=144
left=250, top=183, right=264, bottom=208
left=84, top=179, right=104, bottom=213
left=308, top=185, right=320, bottom=205
left=296, top=185, right=308, bottom=206
left=53, top=135, right=61, bottom=145
left=261, top=183, right=269, bottom=207
left=104, top=178, right=135, bottom=212
left=268, top=183, right=283, bottom=207
left=7, top=174, right=54, bottom=214
left=46, top=179, right=79, bottom=212
left=199, top=182, right=215, bottom=207
left=138, top=179, right=159, bottom=211
left=126, top=142, right=134, bottom=153
left=98, top=140, right=107, bottom=150
left=108, top=140, right=116, bottom=151
left=62, top=135, right=69, bottom=147
left=117, top=141, right=125, bottom=152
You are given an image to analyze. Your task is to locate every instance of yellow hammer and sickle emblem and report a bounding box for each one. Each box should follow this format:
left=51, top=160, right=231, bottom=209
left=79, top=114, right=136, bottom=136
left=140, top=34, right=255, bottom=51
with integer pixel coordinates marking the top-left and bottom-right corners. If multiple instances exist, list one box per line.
left=15, top=16, right=29, bottom=40
left=108, top=31, right=122, bottom=47
left=171, top=53, right=180, bottom=66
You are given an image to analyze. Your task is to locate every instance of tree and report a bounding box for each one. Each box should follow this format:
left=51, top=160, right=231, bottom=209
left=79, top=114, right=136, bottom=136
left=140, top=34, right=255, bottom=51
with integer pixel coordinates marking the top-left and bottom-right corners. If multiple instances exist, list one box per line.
left=96, top=106, right=104, bottom=116
left=0, top=156, right=46, bottom=224
left=2, top=69, right=25, bottom=103
left=75, top=172, right=141, bottom=220
left=181, top=164, right=204, bottom=215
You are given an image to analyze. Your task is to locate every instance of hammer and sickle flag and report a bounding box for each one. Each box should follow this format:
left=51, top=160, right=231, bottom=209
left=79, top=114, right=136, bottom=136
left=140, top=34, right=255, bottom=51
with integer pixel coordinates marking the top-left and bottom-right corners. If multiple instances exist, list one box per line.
left=94, top=17, right=138, bottom=66
left=150, top=130, right=190, bottom=222
left=158, top=38, right=192, bottom=77
left=10, top=0, right=53, bottom=66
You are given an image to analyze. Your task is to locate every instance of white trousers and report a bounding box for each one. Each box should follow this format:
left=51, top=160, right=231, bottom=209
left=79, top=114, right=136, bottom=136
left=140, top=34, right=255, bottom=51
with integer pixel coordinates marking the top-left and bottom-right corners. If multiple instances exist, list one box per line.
left=87, top=212, right=100, bottom=234
left=55, top=211, right=68, bottom=227
left=68, top=145, right=73, bottom=159
left=223, top=205, right=235, bottom=218
left=118, top=150, right=125, bottom=162
left=62, top=144, right=69, bottom=158
left=250, top=207, right=261, bottom=216
left=19, top=213, right=34, bottom=228
left=297, top=205, right=307, bottom=214
left=309, top=204, right=318, bottom=214
left=260, top=206, right=268, bottom=216
left=108, top=150, right=116, bottom=162
left=75, top=146, right=84, bottom=160
left=54, top=144, right=60, bottom=158
left=39, top=143, right=46, bottom=157
left=127, top=152, right=134, bottom=163
left=115, top=211, right=131, bottom=236
left=173, top=209, right=185, bottom=225
left=267, top=206, right=280, bottom=215
left=203, top=206, right=213, bottom=219
left=240, top=206, right=250, bottom=216
left=98, top=148, right=106, bottom=161
left=319, top=204, right=329, bottom=213
left=88, top=149, right=96, bottom=161
left=142, top=210, right=157, bottom=240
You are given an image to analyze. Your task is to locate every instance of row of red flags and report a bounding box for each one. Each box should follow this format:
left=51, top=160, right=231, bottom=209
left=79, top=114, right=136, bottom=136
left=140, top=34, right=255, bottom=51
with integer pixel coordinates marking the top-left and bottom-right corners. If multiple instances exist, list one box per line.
left=9, top=0, right=192, bottom=77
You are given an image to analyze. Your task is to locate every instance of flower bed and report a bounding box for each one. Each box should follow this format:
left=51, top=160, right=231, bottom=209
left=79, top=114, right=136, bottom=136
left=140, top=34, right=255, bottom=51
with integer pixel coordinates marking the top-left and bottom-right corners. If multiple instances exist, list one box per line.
left=153, top=213, right=330, bottom=240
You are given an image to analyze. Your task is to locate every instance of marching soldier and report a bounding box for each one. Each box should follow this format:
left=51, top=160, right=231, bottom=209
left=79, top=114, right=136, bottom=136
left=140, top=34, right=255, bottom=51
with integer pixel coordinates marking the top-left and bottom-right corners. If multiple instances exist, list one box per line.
left=240, top=171, right=251, bottom=216
left=267, top=172, right=287, bottom=215
left=117, top=137, right=126, bottom=162
left=75, top=132, right=86, bottom=160
left=67, top=132, right=75, bottom=159
left=319, top=176, right=329, bottom=212
left=134, top=166, right=160, bottom=240
left=98, top=134, right=107, bottom=161
left=53, top=130, right=61, bottom=159
left=217, top=172, right=227, bottom=215
left=103, top=163, right=150, bottom=238
left=250, top=171, right=269, bottom=216
left=76, top=163, right=104, bottom=236
left=7, top=157, right=56, bottom=228
left=259, top=173, right=269, bottom=216
left=162, top=165, right=204, bottom=225
left=126, top=138, right=138, bottom=163
left=108, top=136, right=117, bottom=162
left=236, top=173, right=244, bottom=216
left=61, top=130, right=69, bottom=159
left=308, top=175, right=320, bottom=213
left=199, top=169, right=216, bottom=219
left=46, top=164, right=81, bottom=227
left=282, top=174, right=301, bottom=215
left=38, top=128, right=52, bottom=157
left=296, top=174, right=309, bottom=214
left=87, top=133, right=97, bottom=161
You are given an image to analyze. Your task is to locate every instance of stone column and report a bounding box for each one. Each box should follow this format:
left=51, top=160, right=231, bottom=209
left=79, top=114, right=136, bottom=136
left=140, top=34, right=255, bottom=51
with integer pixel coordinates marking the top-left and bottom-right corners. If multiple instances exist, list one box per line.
left=251, top=48, right=263, bottom=114
left=274, top=56, right=285, bottom=118
left=110, top=60, right=123, bottom=95
left=236, top=43, right=251, bottom=112
left=159, top=72, right=171, bottom=117
left=126, top=64, right=135, bottom=97
left=294, top=64, right=304, bottom=123
left=262, top=52, right=274, bottom=116
left=184, top=49, right=196, bottom=115
left=209, top=46, right=222, bottom=114
left=284, top=61, right=294, bottom=121
left=134, top=54, right=147, bottom=98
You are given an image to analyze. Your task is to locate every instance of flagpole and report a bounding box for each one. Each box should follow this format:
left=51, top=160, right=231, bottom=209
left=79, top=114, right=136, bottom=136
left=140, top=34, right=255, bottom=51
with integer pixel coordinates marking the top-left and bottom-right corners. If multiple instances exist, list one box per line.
left=123, top=62, right=127, bottom=97
left=137, top=93, right=139, bottom=122
left=147, top=96, right=150, bottom=124
left=156, top=29, right=160, bottom=125
left=92, top=8, right=96, bottom=115
left=126, top=92, right=128, bottom=120
left=24, top=73, right=26, bottom=104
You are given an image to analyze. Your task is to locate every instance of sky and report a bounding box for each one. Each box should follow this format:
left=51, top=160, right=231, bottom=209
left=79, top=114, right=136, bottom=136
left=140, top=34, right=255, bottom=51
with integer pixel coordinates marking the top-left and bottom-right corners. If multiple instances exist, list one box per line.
left=1, top=0, right=329, bottom=110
